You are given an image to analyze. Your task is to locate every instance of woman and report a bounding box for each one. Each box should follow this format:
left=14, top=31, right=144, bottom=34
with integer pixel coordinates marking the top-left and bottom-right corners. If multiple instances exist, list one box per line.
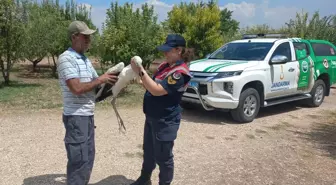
left=130, top=34, right=194, bottom=185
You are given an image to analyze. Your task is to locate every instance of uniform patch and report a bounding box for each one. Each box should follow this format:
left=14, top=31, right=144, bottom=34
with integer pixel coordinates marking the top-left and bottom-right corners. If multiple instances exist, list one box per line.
left=172, top=72, right=181, bottom=80
left=167, top=75, right=177, bottom=84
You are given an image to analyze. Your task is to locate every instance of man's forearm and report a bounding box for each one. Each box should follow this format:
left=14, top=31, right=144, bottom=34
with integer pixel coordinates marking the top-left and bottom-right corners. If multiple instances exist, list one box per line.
left=67, top=78, right=103, bottom=95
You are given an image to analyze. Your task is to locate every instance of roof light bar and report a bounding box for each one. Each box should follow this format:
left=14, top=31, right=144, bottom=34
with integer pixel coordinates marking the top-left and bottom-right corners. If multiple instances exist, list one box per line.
left=242, top=33, right=288, bottom=39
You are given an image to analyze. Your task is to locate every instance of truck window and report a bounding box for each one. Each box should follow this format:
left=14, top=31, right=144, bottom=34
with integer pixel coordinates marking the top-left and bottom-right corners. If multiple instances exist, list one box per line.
left=311, top=43, right=336, bottom=56
left=271, top=42, right=292, bottom=61
left=293, top=42, right=310, bottom=55
left=208, top=42, right=274, bottom=61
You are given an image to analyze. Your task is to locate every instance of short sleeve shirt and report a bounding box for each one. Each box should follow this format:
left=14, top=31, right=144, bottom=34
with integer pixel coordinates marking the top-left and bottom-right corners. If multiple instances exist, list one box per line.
left=57, top=48, right=98, bottom=116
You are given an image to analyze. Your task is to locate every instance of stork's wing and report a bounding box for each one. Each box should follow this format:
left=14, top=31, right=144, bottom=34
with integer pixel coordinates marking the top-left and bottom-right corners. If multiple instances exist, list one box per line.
left=95, top=83, right=113, bottom=102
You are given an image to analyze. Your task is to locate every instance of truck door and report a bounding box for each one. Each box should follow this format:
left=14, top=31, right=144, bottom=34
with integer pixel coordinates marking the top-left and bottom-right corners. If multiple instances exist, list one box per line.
left=268, top=42, right=297, bottom=98
left=293, top=42, right=313, bottom=92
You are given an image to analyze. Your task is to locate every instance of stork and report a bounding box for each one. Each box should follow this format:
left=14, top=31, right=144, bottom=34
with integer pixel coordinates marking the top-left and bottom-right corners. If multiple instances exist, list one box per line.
left=95, top=56, right=143, bottom=133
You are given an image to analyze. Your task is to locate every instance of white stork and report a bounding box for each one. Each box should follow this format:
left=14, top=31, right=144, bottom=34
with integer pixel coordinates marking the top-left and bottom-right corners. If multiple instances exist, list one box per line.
left=95, top=56, right=143, bottom=132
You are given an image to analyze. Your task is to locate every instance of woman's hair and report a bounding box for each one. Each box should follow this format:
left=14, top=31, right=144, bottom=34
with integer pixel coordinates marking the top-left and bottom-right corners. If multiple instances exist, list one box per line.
left=180, top=47, right=195, bottom=64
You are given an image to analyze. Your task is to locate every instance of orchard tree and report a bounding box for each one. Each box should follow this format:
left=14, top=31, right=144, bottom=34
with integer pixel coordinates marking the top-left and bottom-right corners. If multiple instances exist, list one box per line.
left=166, top=2, right=223, bottom=58
left=0, top=0, right=25, bottom=85
left=220, top=8, right=239, bottom=36
left=23, top=1, right=51, bottom=72
left=98, top=2, right=165, bottom=70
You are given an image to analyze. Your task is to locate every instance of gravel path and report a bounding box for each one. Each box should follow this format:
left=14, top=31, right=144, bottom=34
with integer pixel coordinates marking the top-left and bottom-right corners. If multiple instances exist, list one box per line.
left=1, top=89, right=336, bottom=185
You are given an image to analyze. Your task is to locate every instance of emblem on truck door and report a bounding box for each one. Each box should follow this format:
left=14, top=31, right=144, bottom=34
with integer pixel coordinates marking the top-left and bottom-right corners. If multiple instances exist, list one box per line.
left=323, top=59, right=329, bottom=69
left=302, top=61, right=308, bottom=73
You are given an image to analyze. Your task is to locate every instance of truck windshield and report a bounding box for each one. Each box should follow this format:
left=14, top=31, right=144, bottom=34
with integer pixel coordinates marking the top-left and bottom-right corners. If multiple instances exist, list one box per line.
left=208, top=42, right=274, bottom=61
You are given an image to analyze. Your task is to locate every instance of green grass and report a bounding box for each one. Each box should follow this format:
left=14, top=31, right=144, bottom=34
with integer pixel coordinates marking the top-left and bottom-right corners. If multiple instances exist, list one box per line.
left=0, top=68, right=145, bottom=110
left=0, top=78, right=63, bottom=109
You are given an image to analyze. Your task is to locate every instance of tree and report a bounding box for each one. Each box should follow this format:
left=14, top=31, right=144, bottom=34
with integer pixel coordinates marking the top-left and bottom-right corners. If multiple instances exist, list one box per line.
left=98, top=2, right=165, bottom=70
left=285, top=11, right=336, bottom=43
left=166, top=2, right=223, bottom=58
left=220, top=8, right=239, bottom=36
left=47, top=0, right=97, bottom=78
left=23, top=1, right=51, bottom=72
left=0, top=0, right=25, bottom=85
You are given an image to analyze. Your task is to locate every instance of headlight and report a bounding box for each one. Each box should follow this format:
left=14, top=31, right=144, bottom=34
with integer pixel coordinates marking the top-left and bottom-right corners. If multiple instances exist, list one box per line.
left=214, top=71, right=243, bottom=78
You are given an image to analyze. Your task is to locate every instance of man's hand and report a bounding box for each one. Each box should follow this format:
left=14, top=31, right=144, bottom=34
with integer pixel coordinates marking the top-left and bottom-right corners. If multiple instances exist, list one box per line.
left=98, top=72, right=119, bottom=85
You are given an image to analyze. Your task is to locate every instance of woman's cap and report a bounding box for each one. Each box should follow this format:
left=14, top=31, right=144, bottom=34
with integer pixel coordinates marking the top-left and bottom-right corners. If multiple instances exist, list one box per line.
left=157, top=34, right=186, bottom=52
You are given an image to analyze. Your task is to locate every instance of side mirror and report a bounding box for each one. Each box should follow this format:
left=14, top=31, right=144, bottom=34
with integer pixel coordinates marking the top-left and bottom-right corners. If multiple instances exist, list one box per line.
left=295, top=49, right=307, bottom=60
left=270, top=55, right=288, bottom=64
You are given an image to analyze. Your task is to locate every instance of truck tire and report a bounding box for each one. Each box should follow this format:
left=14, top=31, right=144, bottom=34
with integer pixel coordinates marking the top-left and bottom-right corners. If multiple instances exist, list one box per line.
left=306, top=79, right=326, bottom=107
left=230, top=88, right=260, bottom=123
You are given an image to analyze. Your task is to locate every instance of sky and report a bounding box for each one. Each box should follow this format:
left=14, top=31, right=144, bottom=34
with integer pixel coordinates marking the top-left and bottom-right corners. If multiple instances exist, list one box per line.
left=59, top=0, right=336, bottom=32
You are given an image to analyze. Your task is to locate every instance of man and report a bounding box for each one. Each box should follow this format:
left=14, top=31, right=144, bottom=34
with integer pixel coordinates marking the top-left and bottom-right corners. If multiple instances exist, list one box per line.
left=57, top=21, right=118, bottom=185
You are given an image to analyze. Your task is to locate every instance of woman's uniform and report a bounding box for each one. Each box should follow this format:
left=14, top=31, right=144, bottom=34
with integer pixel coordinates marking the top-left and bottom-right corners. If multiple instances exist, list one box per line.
left=140, top=59, right=191, bottom=185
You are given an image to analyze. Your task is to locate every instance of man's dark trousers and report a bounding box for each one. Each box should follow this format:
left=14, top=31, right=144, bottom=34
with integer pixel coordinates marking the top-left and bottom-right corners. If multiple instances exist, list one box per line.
left=141, top=115, right=180, bottom=185
left=63, top=115, right=95, bottom=185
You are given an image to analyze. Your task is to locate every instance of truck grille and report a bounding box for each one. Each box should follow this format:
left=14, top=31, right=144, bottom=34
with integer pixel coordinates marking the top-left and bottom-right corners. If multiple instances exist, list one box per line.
left=186, top=84, right=208, bottom=95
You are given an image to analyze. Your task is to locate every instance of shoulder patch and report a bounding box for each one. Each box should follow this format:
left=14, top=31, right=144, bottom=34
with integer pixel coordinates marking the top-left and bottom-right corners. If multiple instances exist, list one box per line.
left=172, top=71, right=181, bottom=80
left=167, top=75, right=177, bottom=84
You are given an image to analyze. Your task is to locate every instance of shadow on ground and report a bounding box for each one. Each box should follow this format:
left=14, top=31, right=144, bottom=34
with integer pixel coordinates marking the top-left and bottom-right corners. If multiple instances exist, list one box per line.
left=0, top=80, right=42, bottom=89
left=181, top=101, right=306, bottom=125
left=14, top=64, right=57, bottom=79
left=22, top=174, right=135, bottom=185
left=293, top=121, right=336, bottom=159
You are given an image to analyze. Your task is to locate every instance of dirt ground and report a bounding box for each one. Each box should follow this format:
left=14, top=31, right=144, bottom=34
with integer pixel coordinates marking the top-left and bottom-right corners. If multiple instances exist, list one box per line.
left=1, top=89, right=336, bottom=185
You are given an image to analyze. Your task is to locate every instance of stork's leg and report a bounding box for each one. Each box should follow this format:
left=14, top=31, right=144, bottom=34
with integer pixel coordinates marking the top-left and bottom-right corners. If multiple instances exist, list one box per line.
left=111, top=98, right=126, bottom=133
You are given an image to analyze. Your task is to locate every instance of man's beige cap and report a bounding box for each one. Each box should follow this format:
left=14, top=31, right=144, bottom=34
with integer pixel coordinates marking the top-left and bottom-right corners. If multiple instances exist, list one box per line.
left=68, top=20, right=96, bottom=36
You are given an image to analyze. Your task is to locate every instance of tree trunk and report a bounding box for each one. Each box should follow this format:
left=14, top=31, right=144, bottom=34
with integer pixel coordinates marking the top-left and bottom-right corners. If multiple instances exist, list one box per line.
left=4, top=71, right=10, bottom=85
left=0, top=59, right=11, bottom=86
left=5, top=25, right=11, bottom=86
left=0, top=59, right=6, bottom=86
left=52, top=56, right=57, bottom=78
left=32, top=60, right=40, bottom=72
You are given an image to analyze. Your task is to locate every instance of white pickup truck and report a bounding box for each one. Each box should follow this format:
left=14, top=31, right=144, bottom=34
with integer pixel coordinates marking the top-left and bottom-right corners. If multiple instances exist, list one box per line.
left=182, top=34, right=336, bottom=123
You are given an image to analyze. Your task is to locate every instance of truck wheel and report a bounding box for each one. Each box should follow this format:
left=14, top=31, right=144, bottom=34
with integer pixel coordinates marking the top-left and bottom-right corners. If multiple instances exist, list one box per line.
left=307, top=79, right=326, bottom=107
left=230, top=88, right=260, bottom=123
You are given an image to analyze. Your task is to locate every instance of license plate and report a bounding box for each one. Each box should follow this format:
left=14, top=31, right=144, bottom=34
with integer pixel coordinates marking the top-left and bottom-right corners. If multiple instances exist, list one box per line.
left=188, top=81, right=199, bottom=88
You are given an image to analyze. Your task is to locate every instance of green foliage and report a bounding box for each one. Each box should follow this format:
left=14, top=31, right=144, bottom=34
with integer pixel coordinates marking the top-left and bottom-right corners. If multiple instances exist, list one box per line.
left=0, top=0, right=25, bottom=85
left=285, top=10, right=336, bottom=43
left=220, top=8, right=239, bottom=37
left=22, top=1, right=52, bottom=71
left=98, top=2, right=165, bottom=70
left=166, top=1, right=223, bottom=58
left=239, top=11, right=335, bottom=45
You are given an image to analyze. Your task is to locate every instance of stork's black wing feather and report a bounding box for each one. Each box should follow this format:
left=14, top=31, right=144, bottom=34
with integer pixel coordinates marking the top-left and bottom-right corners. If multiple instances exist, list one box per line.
left=95, top=83, right=113, bottom=102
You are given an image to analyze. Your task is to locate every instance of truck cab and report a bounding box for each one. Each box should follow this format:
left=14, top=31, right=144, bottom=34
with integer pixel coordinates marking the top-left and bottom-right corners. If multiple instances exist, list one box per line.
left=182, top=34, right=336, bottom=123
